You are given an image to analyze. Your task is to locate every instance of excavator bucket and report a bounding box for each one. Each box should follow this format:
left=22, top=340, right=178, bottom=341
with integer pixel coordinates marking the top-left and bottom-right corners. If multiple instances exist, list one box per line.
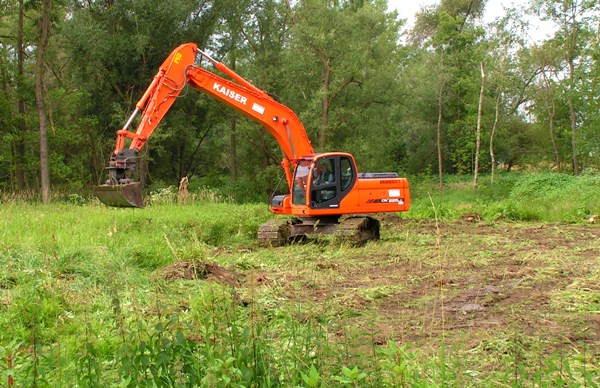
left=93, top=182, right=145, bottom=208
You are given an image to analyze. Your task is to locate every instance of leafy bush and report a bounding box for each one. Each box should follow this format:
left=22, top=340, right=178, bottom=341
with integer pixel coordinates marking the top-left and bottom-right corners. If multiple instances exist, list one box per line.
left=508, top=173, right=573, bottom=201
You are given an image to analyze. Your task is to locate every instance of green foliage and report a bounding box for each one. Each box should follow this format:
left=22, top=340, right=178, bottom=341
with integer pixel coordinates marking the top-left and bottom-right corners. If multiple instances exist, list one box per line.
left=282, top=0, right=404, bottom=154
left=116, top=314, right=202, bottom=386
left=378, top=341, right=421, bottom=386
left=1, top=0, right=600, bottom=198
left=1, top=200, right=600, bottom=385
left=502, top=173, right=600, bottom=222
left=407, top=172, right=600, bottom=223
left=333, top=365, right=368, bottom=386
left=510, top=172, right=571, bottom=199
left=301, top=365, right=321, bottom=387
left=76, top=323, right=103, bottom=386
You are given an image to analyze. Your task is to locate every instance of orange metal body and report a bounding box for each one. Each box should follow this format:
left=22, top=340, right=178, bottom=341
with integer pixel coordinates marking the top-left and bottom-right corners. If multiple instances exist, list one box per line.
left=112, top=43, right=410, bottom=217
left=274, top=176, right=411, bottom=216
left=302, top=175, right=410, bottom=215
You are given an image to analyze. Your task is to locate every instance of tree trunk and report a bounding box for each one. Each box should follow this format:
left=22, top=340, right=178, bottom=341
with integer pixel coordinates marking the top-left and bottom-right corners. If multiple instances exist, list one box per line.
left=566, top=6, right=579, bottom=175
left=3, top=66, right=20, bottom=191
left=35, top=0, right=52, bottom=204
left=490, top=93, right=500, bottom=185
left=436, top=82, right=444, bottom=192
left=15, top=0, right=26, bottom=190
left=319, top=58, right=331, bottom=150
left=230, top=117, right=238, bottom=180
left=473, top=62, right=484, bottom=188
left=541, top=68, right=561, bottom=172
left=568, top=93, right=578, bottom=175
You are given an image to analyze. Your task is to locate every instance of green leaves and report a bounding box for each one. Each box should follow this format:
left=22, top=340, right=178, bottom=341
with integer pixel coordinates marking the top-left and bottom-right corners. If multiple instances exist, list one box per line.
left=284, top=0, right=404, bottom=151
left=332, top=366, right=368, bottom=385
left=300, top=364, right=321, bottom=387
left=0, top=0, right=599, bottom=199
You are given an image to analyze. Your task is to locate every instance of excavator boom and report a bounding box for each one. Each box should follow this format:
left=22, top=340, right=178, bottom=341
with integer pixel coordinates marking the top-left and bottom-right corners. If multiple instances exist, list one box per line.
left=94, top=42, right=314, bottom=208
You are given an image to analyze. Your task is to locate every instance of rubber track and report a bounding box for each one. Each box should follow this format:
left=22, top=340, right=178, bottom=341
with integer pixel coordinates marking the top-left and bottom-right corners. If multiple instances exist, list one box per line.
left=337, top=216, right=380, bottom=245
left=257, top=219, right=290, bottom=247
left=258, top=216, right=380, bottom=246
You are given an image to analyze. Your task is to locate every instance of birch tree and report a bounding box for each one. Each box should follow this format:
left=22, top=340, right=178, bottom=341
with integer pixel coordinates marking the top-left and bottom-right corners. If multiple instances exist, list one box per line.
left=473, top=62, right=484, bottom=187
left=35, top=0, right=52, bottom=203
left=531, top=0, right=600, bottom=174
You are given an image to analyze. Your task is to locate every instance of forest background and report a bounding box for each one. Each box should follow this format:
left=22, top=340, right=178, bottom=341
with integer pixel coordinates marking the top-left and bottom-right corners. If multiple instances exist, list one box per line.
left=1, top=0, right=599, bottom=203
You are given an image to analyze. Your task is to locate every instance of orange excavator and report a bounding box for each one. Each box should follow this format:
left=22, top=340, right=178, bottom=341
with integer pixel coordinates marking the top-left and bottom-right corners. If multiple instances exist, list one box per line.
left=94, top=43, right=410, bottom=245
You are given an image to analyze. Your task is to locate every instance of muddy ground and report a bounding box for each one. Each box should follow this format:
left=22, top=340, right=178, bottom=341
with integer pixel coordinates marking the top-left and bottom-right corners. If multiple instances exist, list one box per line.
left=245, top=218, right=600, bottom=360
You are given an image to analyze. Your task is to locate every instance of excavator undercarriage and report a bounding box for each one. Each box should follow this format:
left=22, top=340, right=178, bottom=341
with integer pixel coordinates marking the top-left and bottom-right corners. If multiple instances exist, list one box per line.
left=257, top=216, right=380, bottom=247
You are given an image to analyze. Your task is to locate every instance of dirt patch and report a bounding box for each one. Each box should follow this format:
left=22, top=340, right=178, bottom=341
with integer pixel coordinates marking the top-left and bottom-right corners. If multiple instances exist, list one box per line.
left=460, top=212, right=482, bottom=222
left=159, top=260, right=240, bottom=287
left=250, top=219, right=600, bottom=353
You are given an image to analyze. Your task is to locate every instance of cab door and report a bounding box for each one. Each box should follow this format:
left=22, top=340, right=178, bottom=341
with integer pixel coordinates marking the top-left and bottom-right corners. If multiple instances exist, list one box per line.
left=309, top=155, right=356, bottom=209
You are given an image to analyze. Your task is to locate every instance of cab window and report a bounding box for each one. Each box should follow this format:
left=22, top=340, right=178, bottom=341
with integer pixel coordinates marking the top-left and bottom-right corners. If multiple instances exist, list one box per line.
left=292, top=160, right=311, bottom=205
left=340, top=157, right=353, bottom=191
left=311, top=158, right=336, bottom=204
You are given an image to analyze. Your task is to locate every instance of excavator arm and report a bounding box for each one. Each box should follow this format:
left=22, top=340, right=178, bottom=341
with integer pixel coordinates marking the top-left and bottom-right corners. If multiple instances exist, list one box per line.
left=99, top=42, right=313, bottom=208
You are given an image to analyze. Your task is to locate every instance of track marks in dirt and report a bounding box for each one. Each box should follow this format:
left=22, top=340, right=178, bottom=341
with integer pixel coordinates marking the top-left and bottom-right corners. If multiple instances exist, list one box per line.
left=247, top=219, right=600, bottom=352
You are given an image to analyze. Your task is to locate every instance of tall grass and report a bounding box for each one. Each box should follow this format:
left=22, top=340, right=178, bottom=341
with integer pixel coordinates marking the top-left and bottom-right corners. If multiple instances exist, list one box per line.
left=1, top=173, right=599, bottom=385
left=408, top=172, right=600, bottom=223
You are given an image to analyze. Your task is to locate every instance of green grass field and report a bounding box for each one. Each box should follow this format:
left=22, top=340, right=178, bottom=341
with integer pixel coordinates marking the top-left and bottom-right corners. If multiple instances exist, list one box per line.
left=1, top=173, right=599, bottom=386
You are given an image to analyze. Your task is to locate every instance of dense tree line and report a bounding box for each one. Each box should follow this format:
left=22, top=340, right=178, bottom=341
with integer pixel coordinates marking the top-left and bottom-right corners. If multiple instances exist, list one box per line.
left=0, top=0, right=598, bottom=200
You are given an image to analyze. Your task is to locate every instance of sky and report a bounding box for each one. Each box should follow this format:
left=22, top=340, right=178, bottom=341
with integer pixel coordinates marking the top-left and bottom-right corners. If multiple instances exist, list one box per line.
left=387, top=0, right=554, bottom=43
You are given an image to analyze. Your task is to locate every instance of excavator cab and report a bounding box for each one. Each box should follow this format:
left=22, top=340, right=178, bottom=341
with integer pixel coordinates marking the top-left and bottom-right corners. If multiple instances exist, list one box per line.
left=289, top=153, right=357, bottom=211
left=308, top=155, right=356, bottom=210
